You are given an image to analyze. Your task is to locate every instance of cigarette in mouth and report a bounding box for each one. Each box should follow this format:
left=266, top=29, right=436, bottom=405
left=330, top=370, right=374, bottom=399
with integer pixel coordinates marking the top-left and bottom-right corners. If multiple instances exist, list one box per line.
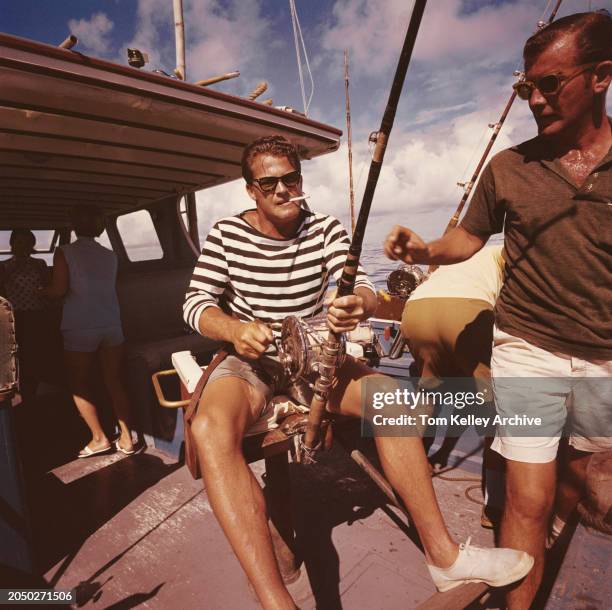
left=287, top=194, right=310, bottom=202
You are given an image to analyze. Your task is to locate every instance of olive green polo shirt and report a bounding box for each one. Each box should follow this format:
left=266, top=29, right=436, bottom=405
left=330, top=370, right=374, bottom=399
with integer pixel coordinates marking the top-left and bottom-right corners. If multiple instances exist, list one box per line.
left=461, top=135, right=611, bottom=360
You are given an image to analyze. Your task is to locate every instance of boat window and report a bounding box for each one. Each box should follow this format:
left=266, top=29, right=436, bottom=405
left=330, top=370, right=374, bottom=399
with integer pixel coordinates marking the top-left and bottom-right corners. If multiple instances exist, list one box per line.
left=0, top=229, right=56, bottom=261
left=116, top=210, right=164, bottom=261
left=70, top=230, right=112, bottom=250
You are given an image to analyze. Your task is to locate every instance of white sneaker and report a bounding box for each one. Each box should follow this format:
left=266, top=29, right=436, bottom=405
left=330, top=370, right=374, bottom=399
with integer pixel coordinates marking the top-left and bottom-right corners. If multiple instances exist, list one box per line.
left=427, top=537, right=535, bottom=593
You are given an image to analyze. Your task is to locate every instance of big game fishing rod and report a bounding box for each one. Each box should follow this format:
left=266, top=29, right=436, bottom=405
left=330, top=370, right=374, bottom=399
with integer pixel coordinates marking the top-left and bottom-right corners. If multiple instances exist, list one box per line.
left=300, top=0, right=428, bottom=462
left=345, top=49, right=356, bottom=233
left=428, top=0, right=563, bottom=273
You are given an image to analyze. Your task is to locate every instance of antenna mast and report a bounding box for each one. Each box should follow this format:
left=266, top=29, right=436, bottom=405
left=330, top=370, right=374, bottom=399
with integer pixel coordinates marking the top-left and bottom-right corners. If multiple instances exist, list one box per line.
left=173, top=0, right=199, bottom=250
left=173, top=0, right=186, bottom=80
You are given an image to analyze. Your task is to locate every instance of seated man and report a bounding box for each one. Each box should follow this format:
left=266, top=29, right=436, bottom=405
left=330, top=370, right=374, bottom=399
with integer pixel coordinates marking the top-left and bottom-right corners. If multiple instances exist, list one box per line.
left=183, top=135, right=533, bottom=608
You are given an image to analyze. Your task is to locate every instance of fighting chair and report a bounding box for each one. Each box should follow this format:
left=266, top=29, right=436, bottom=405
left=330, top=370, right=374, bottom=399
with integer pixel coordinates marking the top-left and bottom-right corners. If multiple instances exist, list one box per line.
left=152, top=351, right=494, bottom=608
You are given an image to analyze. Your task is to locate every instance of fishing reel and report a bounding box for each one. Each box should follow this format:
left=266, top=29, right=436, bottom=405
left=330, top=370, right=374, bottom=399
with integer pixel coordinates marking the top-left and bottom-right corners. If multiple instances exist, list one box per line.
left=386, top=264, right=428, bottom=300
left=277, top=316, right=347, bottom=383
left=277, top=316, right=382, bottom=384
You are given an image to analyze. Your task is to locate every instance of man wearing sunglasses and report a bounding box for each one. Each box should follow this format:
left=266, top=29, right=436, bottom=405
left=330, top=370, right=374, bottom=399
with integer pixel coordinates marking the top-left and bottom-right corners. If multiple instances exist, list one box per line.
left=183, top=135, right=534, bottom=608
left=385, top=12, right=611, bottom=610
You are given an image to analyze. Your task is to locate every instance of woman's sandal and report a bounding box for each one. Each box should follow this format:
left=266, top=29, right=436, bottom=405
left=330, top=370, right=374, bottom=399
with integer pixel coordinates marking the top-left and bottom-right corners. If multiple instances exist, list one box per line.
left=78, top=444, right=112, bottom=458
left=114, top=440, right=136, bottom=455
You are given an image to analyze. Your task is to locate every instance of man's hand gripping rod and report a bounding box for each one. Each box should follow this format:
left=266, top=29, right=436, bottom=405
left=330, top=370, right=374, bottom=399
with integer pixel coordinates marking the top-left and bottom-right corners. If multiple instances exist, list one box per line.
left=299, top=0, right=429, bottom=464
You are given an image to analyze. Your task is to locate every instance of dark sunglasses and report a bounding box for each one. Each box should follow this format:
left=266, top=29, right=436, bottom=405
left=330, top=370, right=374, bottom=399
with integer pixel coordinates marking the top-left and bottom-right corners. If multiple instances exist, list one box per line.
left=251, top=170, right=301, bottom=193
left=513, top=63, right=597, bottom=100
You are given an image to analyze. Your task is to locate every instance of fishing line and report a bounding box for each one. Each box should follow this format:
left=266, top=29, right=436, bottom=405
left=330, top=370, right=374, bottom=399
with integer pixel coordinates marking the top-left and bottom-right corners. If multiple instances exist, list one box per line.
left=461, top=0, right=556, bottom=190
left=353, top=141, right=376, bottom=207
left=289, top=0, right=314, bottom=116
left=540, top=0, right=554, bottom=23
left=433, top=0, right=565, bottom=253
left=458, top=123, right=490, bottom=186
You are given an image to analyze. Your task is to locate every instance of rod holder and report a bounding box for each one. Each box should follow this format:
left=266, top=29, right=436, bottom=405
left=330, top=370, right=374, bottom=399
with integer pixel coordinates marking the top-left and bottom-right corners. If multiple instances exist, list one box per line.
left=248, top=81, right=268, bottom=100
left=195, top=71, right=240, bottom=87
left=59, top=35, right=77, bottom=49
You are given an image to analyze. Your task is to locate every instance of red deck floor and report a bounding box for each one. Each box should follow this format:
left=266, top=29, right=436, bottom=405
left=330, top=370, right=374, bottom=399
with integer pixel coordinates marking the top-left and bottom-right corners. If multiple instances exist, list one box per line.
left=26, top=444, right=498, bottom=609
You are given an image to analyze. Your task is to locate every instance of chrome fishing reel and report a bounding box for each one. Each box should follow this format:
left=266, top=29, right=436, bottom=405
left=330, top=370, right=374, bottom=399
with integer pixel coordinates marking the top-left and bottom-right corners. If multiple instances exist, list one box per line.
left=277, top=316, right=346, bottom=383
left=277, top=316, right=382, bottom=385
left=386, top=264, right=427, bottom=299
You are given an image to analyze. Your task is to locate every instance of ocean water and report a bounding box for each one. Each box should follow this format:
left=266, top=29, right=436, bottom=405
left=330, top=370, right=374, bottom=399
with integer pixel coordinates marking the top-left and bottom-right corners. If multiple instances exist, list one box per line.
left=360, top=244, right=397, bottom=290
left=359, top=233, right=505, bottom=290
left=7, top=236, right=502, bottom=291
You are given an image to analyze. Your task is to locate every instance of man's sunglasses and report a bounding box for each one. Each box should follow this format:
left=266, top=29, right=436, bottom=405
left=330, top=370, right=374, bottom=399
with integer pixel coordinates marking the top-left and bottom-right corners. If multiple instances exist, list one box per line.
left=251, top=170, right=301, bottom=193
left=513, top=63, right=597, bottom=101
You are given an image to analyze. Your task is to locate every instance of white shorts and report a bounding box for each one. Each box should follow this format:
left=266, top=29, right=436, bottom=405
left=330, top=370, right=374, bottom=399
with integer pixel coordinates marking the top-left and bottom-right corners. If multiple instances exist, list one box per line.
left=62, top=326, right=124, bottom=353
left=490, top=327, right=612, bottom=463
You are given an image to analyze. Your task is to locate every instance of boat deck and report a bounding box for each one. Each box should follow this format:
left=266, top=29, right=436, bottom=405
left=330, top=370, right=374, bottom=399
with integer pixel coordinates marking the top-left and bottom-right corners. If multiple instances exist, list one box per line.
left=28, top=444, right=499, bottom=610
left=8, top=382, right=610, bottom=609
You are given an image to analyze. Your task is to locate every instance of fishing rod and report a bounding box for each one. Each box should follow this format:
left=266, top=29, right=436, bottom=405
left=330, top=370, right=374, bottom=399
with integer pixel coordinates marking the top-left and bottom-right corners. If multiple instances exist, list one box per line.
left=344, top=49, right=356, bottom=233
left=427, top=0, right=563, bottom=273
left=300, top=0, right=429, bottom=462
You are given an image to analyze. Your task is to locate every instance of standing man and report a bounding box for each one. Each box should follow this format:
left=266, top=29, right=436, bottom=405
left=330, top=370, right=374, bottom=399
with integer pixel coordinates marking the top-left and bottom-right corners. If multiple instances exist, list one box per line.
left=184, top=135, right=533, bottom=608
left=385, top=13, right=611, bottom=609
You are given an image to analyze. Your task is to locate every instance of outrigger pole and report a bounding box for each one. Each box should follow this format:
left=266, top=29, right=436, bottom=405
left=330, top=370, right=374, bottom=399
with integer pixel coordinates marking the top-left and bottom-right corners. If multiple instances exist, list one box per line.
left=173, top=0, right=186, bottom=80
left=429, top=0, right=563, bottom=273
left=172, top=0, right=200, bottom=251
left=301, top=0, right=428, bottom=461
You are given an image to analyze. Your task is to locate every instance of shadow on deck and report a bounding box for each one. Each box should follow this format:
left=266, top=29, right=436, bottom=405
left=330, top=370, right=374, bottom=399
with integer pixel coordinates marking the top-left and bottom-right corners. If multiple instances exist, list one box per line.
left=12, top=387, right=609, bottom=609
left=14, top=420, right=507, bottom=610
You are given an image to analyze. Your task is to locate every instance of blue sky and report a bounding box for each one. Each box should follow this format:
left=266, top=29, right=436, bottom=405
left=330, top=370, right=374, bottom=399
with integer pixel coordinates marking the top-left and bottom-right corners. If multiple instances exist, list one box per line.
left=3, top=0, right=611, bottom=250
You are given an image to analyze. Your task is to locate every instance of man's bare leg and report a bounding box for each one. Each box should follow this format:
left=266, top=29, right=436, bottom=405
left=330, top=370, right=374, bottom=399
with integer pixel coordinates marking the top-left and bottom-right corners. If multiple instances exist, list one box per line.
left=555, top=445, right=590, bottom=523
left=327, top=359, right=458, bottom=567
left=191, top=376, right=295, bottom=610
left=501, top=459, right=556, bottom=610
left=375, top=433, right=460, bottom=566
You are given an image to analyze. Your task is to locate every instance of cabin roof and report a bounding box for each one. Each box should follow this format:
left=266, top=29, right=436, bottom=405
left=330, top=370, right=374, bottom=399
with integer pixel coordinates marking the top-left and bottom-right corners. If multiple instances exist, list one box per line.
left=0, top=33, right=342, bottom=229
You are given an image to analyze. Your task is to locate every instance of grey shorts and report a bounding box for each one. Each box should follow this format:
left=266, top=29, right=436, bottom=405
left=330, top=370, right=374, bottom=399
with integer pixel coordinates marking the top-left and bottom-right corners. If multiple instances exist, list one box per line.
left=207, top=354, right=314, bottom=410
left=491, top=327, right=612, bottom=463
left=62, top=325, right=124, bottom=352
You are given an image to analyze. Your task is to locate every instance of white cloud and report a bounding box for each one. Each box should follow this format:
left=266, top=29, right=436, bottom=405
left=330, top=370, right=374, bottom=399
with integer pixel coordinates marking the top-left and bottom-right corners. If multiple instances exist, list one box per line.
left=194, top=99, right=536, bottom=251
left=320, top=0, right=538, bottom=76
left=119, top=0, right=271, bottom=93
left=68, top=12, right=114, bottom=56
left=185, top=0, right=270, bottom=83
left=196, top=179, right=252, bottom=238
left=119, top=0, right=174, bottom=71
left=107, top=0, right=604, bottom=259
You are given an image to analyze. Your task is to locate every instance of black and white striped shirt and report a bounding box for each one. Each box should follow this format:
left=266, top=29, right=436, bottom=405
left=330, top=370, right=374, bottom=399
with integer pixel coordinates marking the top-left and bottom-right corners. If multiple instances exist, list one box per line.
left=183, top=210, right=375, bottom=346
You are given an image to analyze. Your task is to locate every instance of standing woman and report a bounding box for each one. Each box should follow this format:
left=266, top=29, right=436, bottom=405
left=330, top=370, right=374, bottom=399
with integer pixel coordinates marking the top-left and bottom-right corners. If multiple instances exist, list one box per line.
left=0, top=230, right=49, bottom=404
left=43, top=206, right=135, bottom=457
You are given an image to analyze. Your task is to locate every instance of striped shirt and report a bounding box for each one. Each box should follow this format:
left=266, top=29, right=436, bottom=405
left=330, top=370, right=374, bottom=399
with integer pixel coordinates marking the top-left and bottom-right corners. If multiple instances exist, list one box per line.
left=183, top=209, right=375, bottom=351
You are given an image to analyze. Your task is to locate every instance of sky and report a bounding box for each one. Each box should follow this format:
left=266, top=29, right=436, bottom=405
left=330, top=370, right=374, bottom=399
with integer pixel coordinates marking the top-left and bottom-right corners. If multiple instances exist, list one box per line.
left=3, top=0, right=611, bottom=253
